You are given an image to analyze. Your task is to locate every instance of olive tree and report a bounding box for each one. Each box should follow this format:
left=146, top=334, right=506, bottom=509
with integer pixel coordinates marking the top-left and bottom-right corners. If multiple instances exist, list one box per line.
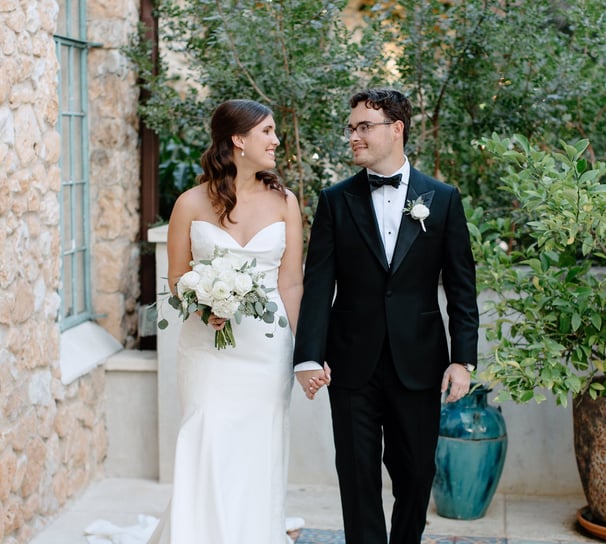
left=127, top=0, right=385, bottom=224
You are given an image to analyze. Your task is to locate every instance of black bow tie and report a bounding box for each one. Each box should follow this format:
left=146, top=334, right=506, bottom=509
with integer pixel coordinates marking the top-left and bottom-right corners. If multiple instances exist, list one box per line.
left=368, top=173, right=402, bottom=190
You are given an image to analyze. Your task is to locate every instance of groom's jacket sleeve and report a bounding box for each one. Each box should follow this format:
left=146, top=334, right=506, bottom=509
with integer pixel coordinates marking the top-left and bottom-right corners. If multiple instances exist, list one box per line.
left=293, top=189, right=335, bottom=367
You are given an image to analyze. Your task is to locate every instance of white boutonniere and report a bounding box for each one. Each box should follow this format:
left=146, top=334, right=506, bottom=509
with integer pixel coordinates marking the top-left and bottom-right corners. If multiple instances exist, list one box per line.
left=403, top=196, right=430, bottom=232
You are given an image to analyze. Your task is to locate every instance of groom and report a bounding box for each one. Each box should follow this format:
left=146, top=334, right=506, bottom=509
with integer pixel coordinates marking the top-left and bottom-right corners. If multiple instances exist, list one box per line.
left=294, top=88, right=479, bottom=544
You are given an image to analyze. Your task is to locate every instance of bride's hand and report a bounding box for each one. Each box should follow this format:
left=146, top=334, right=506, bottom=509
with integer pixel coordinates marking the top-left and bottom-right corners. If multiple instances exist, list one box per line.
left=208, top=314, right=226, bottom=330
left=297, top=363, right=332, bottom=400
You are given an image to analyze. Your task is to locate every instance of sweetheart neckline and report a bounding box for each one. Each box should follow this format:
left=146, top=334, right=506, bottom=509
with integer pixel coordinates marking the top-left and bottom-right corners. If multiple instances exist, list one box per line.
left=191, top=220, right=285, bottom=249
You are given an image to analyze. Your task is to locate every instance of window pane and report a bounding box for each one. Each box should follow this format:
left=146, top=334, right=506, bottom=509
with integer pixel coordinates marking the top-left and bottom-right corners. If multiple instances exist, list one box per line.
left=56, top=0, right=84, bottom=40
left=56, top=0, right=67, bottom=35
left=63, top=255, right=73, bottom=317
left=73, top=118, right=83, bottom=181
left=62, top=187, right=73, bottom=242
left=61, top=115, right=71, bottom=179
left=60, top=47, right=70, bottom=108
left=75, top=183, right=85, bottom=246
left=72, top=49, right=83, bottom=111
left=75, top=250, right=86, bottom=314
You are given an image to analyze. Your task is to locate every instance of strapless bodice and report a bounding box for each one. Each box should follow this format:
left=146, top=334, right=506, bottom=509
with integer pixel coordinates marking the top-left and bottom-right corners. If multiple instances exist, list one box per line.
left=189, top=221, right=286, bottom=289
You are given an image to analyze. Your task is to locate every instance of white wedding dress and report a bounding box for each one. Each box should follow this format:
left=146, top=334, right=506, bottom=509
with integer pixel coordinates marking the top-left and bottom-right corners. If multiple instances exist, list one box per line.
left=86, top=221, right=298, bottom=544
left=162, top=220, right=295, bottom=544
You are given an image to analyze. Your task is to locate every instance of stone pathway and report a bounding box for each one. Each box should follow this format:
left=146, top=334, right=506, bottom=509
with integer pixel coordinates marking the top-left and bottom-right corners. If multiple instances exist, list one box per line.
left=30, top=479, right=596, bottom=544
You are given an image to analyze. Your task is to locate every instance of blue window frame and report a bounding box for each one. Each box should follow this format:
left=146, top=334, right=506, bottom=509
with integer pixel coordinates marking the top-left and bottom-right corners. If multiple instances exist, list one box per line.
left=55, top=0, right=93, bottom=330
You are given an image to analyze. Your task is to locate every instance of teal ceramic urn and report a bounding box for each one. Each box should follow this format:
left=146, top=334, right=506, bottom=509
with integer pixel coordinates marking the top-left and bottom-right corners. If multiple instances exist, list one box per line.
left=432, top=385, right=507, bottom=520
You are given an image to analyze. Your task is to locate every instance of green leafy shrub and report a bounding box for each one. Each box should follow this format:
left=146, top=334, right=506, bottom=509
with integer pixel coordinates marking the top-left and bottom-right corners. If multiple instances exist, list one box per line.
left=468, top=134, right=606, bottom=406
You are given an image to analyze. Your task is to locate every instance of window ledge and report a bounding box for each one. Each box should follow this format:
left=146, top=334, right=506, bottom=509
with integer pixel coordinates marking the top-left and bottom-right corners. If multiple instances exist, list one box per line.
left=60, top=321, right=122, bottom=384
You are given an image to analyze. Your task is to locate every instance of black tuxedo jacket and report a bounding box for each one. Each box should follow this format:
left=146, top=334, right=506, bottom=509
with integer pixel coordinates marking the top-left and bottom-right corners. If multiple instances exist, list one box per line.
left=294, top=168, right=479, bottom=390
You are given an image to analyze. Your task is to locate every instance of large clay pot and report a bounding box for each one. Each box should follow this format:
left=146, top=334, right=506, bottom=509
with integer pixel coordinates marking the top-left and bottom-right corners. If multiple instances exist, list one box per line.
left=432, top=385, right=507, bottom=520
left=573, top=377, right=606, bottom=524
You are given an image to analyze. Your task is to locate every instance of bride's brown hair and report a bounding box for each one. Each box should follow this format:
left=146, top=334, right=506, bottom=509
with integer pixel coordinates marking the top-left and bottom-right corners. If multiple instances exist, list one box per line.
left=197, top=99, right=286, bottom=225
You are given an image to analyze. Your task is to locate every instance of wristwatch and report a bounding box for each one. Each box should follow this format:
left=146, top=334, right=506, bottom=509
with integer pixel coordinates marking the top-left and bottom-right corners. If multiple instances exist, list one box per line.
left=455, top=362, right=476, bottom=373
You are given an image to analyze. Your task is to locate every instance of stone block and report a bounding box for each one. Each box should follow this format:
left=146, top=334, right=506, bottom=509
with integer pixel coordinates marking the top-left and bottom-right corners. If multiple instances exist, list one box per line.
left=28, top=370, right=52, bottom=406
left=12, top=454, right=26, bottom=493
left=24, top=2, right=41, bottom=34
left=42, top=129, right=59, bottom=163
left=0, top=501, right=4, bottom=540
left=0, top=448, right=17, bottom=500
left=0, top=0, right=19, bottom=11
left=2, top=494, right=23, bottom=535
left=7, top=408, right=36, bottom=451
left=52, top=467, right=68, bottom=506
left=0, top=25, right=16, bottom=55
left=53, top=404, right=72, bottom=439
left=0, top=106, right=15, bottom=146
left=13, top=105, right=40, bottom=166
left=39, top=0, right=58, bottom=33
left=12, top=278, right=35, bottom=323
left=21, top=437, right=45, bottom=497
left=23, top=491, right=39, bottom=521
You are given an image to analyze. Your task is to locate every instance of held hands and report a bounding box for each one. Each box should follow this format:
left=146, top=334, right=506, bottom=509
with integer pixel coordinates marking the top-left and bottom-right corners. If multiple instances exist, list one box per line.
left=441, top=363, right=472, bottom=403
left=296, top=363, right=332, bottom=400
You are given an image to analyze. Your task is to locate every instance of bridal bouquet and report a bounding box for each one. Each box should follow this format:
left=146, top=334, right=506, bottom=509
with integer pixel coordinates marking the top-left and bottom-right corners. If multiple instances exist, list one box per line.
left=158, top=247, right=287, bottom=349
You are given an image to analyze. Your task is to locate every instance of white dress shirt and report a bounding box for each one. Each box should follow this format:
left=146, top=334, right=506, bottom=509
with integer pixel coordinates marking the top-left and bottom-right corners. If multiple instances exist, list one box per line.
left=295, top=157, right=410, bottom=373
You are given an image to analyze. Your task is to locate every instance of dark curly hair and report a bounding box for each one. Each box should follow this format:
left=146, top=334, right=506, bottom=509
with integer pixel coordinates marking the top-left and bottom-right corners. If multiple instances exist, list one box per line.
left=197, top=99, right=286, bottom=225
left=349, top=88, right=412, bottom=148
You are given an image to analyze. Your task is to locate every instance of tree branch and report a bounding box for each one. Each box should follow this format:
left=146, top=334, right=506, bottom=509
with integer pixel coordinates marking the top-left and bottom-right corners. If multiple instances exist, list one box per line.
left=214, top=0, right=273, bottom=104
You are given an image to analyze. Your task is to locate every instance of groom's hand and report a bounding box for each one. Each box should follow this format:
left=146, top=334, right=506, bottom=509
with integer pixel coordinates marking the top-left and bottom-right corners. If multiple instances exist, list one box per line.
left=296, top=363, right=331, bottom=400
left=441, top=363, right=471, bottom=403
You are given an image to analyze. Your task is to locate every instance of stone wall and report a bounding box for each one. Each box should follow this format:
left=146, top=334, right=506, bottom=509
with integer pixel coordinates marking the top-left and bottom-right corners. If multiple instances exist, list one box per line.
left=0, top=0, right=141, bottom=541
left=88, top=0, right=141, bottom=347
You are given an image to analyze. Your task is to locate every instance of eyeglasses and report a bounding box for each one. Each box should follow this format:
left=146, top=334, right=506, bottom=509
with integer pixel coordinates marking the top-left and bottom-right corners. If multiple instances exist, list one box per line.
left=343, top=121, right=396, bottom=139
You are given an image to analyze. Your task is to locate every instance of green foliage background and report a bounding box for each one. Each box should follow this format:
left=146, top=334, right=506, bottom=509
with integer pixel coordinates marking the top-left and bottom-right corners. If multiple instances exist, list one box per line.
left=127, top=0, right=606, bottom=226
left=128, top=0, right=385, bottom=224
left=129, top=0, right=606, bottom=401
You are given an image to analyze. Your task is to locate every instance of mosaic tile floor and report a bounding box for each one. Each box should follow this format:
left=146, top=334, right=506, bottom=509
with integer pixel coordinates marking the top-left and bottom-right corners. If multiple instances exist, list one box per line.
left=296, top=529, right=593, bottom=544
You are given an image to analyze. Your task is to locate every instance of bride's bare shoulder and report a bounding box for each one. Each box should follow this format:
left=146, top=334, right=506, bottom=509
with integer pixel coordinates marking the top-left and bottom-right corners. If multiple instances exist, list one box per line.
left=173, top=184, right=210, bottom=214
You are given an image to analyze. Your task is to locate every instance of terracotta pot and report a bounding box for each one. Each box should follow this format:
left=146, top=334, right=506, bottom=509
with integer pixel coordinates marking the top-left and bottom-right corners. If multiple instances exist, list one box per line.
left=573, top=377, right=606, bottom=524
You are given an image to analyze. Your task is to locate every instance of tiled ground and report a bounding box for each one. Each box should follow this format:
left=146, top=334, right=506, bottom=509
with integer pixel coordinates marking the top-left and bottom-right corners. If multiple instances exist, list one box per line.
left=297, top=532, right=594, bottom=544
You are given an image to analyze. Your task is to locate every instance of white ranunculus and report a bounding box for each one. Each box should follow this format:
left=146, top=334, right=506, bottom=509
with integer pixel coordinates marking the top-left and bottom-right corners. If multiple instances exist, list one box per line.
left=212, top=297, right=240, bottom=319
left=233, top=272, right=253, bottom=295
left=410, top=203, right=430, bottom=221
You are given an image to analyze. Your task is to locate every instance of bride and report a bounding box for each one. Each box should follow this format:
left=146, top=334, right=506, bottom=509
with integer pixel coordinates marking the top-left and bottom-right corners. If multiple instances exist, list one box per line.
left=152, top=99, right=306, bottom=543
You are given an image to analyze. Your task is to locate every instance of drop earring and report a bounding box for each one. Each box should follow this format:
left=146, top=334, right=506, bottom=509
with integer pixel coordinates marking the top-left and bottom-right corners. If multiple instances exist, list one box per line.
left=241, top=150, right=245, bottom=157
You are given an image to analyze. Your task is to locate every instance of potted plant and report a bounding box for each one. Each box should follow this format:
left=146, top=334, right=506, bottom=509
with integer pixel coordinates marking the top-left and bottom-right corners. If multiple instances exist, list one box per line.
left=466, top=134, right=606, bottom=534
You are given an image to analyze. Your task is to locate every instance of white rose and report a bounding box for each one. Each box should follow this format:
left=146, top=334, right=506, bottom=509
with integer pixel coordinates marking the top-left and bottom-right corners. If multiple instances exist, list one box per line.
left=220, top=269, right=237, bottom=291
left=233, top=272, right=253, bottom=296
left=179, top=270, right=200, bottom=291
left=195, top=266, right=215, bottom=289
left=212, top=297, right=240, bottom=319
left=211, top=256, right=232, bottom=273
left=211, top=280, right=232, bottom=300
left=226, top=252, right=246, bottom=269
left=410, top=203, right=430, bottom=221
left=192, top=262, right=211, bottom=275
left=194, top=282, right=213, bottom=307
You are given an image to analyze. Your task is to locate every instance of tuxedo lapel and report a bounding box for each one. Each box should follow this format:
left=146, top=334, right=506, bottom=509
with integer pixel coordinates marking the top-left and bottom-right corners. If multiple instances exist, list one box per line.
left=344, top=174, right=389, bottom=271
left=390, top=170, right=435, bottom=274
